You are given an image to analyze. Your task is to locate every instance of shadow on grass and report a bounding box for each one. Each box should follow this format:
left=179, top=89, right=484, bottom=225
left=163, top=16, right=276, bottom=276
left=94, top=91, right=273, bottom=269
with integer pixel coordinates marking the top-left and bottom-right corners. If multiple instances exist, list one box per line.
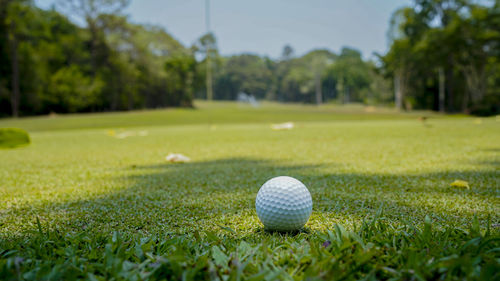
left=476, top=160, right=500, bottom=169
left=482, top=148, right=500, bottom=153
left=1, top=157, right=498, bottom=240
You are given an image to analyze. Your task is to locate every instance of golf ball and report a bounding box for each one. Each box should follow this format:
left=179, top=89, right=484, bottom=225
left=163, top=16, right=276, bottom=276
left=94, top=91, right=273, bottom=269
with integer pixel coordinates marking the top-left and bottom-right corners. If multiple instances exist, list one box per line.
left=255, top=176, right=312, bottom=231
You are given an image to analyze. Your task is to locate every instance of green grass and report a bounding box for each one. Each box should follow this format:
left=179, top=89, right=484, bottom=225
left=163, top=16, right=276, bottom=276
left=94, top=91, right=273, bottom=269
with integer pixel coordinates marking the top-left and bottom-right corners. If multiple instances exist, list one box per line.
left=0, top=101, right=444, bottom=132
left=0, top=101, right=498, bottom=280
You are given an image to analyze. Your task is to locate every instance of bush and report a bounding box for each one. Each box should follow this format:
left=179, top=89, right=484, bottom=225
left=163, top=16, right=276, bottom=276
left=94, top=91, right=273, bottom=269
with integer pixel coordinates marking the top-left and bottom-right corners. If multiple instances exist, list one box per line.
left=470, top=103, right=500, bottom=117
left=0, top=128, right=30, bottom=148
left=47, top=66, right=103, bottom=113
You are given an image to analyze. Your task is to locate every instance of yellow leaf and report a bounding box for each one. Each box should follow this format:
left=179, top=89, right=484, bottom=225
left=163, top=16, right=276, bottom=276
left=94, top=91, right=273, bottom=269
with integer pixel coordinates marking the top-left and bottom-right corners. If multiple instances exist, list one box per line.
left=450, top=180, right=470, bottom=189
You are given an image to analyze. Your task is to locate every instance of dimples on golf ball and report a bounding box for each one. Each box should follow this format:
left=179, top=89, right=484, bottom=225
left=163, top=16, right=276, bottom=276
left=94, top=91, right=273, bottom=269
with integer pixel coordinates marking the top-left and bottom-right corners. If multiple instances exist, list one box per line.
left=255, top=176, right=312, bottom=231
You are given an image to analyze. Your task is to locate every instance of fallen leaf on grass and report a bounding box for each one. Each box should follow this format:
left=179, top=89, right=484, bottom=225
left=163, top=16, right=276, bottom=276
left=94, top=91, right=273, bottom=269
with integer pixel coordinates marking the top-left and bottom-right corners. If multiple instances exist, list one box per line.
left=107, top=130, right=149, bottom=139
left=116, top=132, right=135, bottom=139
left=450, top=180, right=470, bottom=189
left=364, top=106, right=376, bottom=113
left=166, top=153, right=191, bottom=163
left=271, top=122, right=294, bottom=130
left=217, top=224, right=236, bottom=234
left=417, top=116, right=428, bottom=122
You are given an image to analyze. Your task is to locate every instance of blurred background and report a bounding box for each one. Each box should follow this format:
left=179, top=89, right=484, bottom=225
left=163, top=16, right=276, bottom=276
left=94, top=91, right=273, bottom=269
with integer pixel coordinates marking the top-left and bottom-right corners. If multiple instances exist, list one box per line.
left=0, top=0, right=499, bottom=118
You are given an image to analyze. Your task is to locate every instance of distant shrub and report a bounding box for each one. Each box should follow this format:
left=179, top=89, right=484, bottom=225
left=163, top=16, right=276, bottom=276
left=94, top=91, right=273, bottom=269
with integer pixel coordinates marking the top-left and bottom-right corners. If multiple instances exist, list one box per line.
left=470, top=103, right=500, bottom=117
left=0, top=128, right=30, bottom=148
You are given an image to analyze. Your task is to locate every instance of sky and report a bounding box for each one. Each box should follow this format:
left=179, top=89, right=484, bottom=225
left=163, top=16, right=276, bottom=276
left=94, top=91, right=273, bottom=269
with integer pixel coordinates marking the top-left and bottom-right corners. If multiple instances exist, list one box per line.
left=35, top=0, right=413, bottom=60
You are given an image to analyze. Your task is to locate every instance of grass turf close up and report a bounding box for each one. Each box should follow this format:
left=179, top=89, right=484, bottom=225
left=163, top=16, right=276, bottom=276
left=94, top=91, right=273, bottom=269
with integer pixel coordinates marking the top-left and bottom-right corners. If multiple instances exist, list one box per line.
left=0, top=102, right=499, bottom=280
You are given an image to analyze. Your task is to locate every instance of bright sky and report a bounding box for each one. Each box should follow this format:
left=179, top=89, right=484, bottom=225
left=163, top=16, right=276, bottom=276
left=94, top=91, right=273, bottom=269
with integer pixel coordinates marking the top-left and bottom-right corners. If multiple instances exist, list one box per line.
left=35, top=0, right=412, bottom=59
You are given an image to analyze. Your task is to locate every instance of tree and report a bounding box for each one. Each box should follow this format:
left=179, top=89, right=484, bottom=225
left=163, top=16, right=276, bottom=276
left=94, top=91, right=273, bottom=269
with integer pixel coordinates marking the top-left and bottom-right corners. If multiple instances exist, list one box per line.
left=456, top=3, right=500, bottom=110
left=164, top=55, right=196, bottom=107
left=0, top=1, right=192, bottom=116
left=274, top=45, right=294, bottom=102
left=278, top=49, right=335, bottom=103
left=193, top=32, right=217, bottom=101
left=281, top=44, right=294, bottom=60
left=57, top=0, right=129, bottom=75
left=2, top=0, right=33, bottom=117
left=214, top=54, right=274, bottom=100
left=47, top=65, right=102, bottom=113
left=325, top=48, right=371, bottom=104
left=304, top=50, right=334, bottom=104
left=416, top=0, right=469, bottom=111
left=382, top=0, right=499, bottom=113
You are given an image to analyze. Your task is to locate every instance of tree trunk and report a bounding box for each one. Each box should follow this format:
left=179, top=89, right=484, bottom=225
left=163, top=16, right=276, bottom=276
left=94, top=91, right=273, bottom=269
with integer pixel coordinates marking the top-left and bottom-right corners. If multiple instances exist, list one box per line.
left=337, top=78, right=344, bottom=104
left=9, top=20, right=19, bottom=117
left=461, top=89, right=469, bottom=112
left=438, top=67, right=445, bottom=113
left=206, top=51, right=213, bottom=100
left=111, top=76, right=118, bottom=111
left=205, top=0, right=213, bottom=100
left=127, top=89, right=133, bottom=111
left=315, top=73, right=322, bottom=105
left=87, top=18, right=99, bottom=77
left=445, top=56, right=454, bottom=112
left=462, top=63, right=486, bottom=112
left=394, top=72, right=403, bottom=110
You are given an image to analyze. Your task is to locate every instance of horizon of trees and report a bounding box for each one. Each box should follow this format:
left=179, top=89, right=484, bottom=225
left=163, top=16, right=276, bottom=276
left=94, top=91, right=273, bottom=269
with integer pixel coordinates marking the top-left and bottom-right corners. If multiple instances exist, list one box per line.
left=1, top=0, right=191, bottom=117
left=199, top=45, right=391, bottom=106
left=382, top=0, right=500, bottom=115
left=1, top=0, right=499, bottom=118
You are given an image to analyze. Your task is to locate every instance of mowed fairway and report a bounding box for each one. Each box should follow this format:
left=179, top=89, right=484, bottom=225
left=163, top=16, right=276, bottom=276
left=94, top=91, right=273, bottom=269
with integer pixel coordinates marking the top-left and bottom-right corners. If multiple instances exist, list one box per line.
left=1, top=102, right=499, bottom=280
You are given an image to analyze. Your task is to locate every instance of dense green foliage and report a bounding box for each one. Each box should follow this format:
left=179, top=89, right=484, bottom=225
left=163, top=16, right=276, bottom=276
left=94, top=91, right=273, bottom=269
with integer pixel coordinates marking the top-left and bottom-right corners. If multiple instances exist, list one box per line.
left=0, top=102, right=498, bottom=279
left=381, top=0, right=500, bottom=114
left=1, top=0, right=498, bottom=116
left=196, top=46, right=387, bottom=105
left=0, top=127, right=29, bottom=148
left=0, top=0, right=189, bottom=117
left=0, top=1, right=390, bottom=117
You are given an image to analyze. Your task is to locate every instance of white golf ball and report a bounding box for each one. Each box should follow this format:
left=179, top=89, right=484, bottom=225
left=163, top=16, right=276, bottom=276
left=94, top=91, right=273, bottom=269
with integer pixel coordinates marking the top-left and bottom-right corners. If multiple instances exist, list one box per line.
left=255, top=176, right=312, bottom=231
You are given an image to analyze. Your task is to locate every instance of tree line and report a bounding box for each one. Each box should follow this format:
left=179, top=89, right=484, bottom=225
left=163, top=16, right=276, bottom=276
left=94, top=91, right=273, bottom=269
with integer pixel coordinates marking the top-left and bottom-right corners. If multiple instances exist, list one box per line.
left=1, top=0, right=498, bottom=117
left=195, top=41, right=391, bottom=105
left=1, top=0, right=190, bottom=117
left=382, top=0, right=500, bottom=115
